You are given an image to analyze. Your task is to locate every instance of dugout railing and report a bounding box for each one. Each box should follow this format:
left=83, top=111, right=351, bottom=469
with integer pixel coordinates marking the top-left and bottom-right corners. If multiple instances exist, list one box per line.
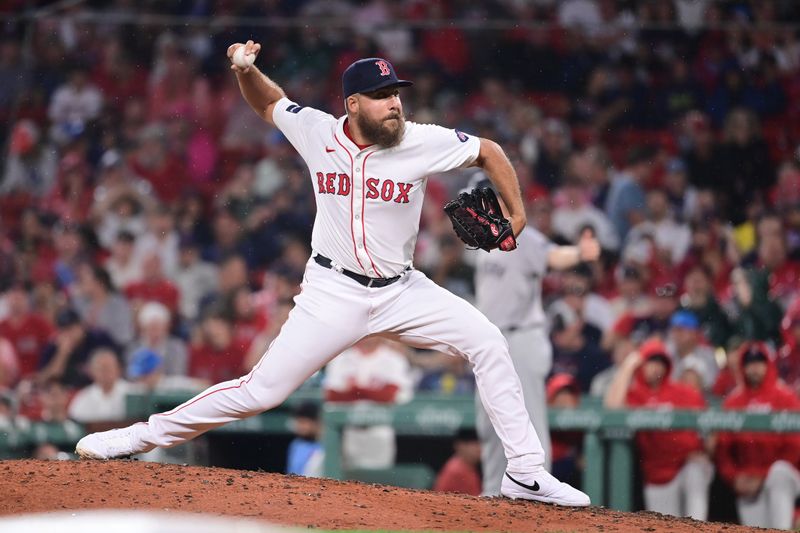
left=3, top=392, right=800, bottom=513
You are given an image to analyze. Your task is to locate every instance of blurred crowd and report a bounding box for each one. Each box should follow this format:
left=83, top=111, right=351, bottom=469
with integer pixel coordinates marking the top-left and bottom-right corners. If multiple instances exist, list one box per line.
left=2, top=0, right=800, bottom=521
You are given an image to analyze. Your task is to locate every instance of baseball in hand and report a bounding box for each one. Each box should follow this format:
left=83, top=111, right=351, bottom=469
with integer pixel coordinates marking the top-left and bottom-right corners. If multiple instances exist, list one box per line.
left=232, top=46, right=256, bottom=69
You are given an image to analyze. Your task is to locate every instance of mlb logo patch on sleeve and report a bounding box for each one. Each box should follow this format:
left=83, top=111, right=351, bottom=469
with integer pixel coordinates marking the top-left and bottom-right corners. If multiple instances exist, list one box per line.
left=286, top=104, right=305, bottom=114
left=455, top=129, right=469, bottom=143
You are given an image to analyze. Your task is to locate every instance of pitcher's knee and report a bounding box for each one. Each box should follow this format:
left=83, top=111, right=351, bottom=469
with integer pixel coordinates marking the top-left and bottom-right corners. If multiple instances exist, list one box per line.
left=462, top=323, right=509, bottom=363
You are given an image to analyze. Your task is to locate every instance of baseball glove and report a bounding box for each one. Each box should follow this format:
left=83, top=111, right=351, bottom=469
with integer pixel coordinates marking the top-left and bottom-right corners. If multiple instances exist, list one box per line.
left=443, top=187, right=517, bottom=252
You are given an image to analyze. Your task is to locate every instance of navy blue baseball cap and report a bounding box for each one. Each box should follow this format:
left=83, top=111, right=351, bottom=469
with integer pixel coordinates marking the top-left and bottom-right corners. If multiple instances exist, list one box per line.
left=342, top=58, right=413, bottom=98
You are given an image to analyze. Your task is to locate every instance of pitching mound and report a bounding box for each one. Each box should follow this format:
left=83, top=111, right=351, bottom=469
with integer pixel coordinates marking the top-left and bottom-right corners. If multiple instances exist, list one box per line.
left=0, top=460, right=774, bottom=532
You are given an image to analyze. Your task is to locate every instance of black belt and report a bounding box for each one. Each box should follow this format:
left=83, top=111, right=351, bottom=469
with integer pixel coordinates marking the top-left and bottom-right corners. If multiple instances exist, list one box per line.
left=314, top=254, right=405, bottom=288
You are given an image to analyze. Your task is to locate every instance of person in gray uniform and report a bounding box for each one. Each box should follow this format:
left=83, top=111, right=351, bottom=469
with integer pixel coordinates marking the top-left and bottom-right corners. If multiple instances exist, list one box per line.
left=474, top=187, right=600, bottom=496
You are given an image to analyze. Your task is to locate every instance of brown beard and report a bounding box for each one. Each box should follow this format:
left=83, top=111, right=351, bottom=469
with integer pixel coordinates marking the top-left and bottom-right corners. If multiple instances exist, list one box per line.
left=356, top=111, right=405, bottom=148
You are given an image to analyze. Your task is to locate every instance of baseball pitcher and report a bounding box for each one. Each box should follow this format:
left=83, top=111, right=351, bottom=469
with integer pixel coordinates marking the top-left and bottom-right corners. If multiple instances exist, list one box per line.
left=76, top=41, right=589, bottom=507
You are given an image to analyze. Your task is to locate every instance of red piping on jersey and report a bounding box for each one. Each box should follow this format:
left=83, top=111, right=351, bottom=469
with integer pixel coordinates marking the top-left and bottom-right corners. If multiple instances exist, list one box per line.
left=360, top=151, right=384, bottom=278
left=333, top=132, right=367, bottom=274
left=154, top=338, right=276, bottom=419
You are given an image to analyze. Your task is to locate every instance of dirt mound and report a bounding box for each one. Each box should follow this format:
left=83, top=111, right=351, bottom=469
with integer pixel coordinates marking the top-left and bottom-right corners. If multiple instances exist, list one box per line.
left=0, top=460, right=775, bottom=532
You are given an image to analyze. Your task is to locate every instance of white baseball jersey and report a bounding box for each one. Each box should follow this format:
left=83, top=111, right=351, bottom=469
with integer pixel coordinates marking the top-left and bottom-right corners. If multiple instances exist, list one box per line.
left=272, top=97, right=480, bottom=278
left=474, top=227, right=554, bottom=330
left=323, top=343, right=414, bottom=404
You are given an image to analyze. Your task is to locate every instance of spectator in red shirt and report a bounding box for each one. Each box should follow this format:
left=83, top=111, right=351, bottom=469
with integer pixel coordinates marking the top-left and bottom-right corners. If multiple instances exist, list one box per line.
left=188, top=308, right=247, bottom=384
left=124, top=252, right=180, bottom=318
left=605, top=338, right=712, bottom=521
left=0, top=283, right=55, bottom=378
left=434, top=428, right=482, bottom=496
left=228, top=285, right=268, bottom=354
left=716, top=341, right=800, bottom=529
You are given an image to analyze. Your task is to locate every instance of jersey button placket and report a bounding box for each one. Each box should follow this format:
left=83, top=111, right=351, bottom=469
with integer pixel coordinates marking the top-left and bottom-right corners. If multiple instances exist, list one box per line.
left=351, top=153, right=369, bottom=273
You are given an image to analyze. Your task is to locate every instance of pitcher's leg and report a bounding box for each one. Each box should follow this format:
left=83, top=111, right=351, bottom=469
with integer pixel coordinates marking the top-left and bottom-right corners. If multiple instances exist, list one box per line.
left=643, top=477, right=682, bottom=517
left=371, top=272, right=545, bottom=470
left=370, top=272, right=589, bottom=506
left=509, top=328, right=553, bottom=472
left=78, top=260, right=369, bottom=458
left=763, top=460, right=800, bottom=529
left=681, top=457, right=713, bottom=521
left=476, top=392, right=505, bottom=496
left=736, top=492, right=770, bottom=528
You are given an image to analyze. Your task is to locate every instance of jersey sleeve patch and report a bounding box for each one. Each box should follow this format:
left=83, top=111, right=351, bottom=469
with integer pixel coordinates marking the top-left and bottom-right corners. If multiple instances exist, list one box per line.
left=455, top=129, right=469, bottom=143
left=286, top=104, right=305, bottom=114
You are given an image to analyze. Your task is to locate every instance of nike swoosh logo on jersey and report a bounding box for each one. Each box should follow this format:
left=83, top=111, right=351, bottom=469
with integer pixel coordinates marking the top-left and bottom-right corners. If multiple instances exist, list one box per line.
left=505, top=472, right=540, bottom=492
left=325, top=147, right=335, bottom=153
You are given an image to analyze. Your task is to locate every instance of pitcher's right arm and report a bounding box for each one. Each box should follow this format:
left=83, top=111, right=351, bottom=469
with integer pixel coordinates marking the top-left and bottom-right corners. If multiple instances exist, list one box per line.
left=228, top=40, right=285, bottom=126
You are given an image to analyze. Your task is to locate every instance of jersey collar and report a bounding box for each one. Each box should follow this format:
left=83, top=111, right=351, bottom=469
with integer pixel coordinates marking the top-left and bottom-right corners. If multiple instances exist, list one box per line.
left=342, top=118, right=374, bottom=151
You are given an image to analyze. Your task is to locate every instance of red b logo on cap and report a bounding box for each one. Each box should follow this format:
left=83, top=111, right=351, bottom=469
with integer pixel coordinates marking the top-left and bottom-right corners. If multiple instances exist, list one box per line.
left=375, top=60, right=391, bottom=76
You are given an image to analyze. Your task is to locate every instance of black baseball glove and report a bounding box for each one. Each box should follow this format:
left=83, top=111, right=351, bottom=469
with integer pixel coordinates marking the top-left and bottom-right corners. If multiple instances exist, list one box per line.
left=443, top=186, right=517, bottom=252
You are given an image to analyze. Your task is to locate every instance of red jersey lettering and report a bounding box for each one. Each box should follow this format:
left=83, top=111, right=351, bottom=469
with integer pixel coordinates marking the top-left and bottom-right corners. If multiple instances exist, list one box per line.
left=337, top=173, right=351, bottom=196
left=380, top=180, right=394, bottom=202
left=366, top=178, right=380, bottom=199
left=394, top=182, right=412, bottom=203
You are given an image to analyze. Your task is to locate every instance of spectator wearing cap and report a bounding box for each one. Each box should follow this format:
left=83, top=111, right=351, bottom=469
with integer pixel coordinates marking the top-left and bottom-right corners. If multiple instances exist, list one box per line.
left=126, top=347, right=206, bottom=393
left=38, top=307, right=117, bottom=388
left=126, top=301, right=187, bottom=377
left=666, top=310, right=718, bottom=391
left=604, top=145, right=654, bottom=242
left=0, top=119, right=58, bottom=197
left=72, top=262, right=134, bottom=347
left=104, top=231, right=143, bottom=290
left=0, top=283, right=55, bottom=378
left=547, top=373, right=584, bottom=489
left=174, top=235, right=218, bottom=322
left=716, top=341, right=800, bottom=529
left=286, top=401, right=324, bottom=478
left=67, top=347, right=131, bottom=424
left=605, top=338, right=712, bottom=521
left=434, top=427, right=482, bottom=496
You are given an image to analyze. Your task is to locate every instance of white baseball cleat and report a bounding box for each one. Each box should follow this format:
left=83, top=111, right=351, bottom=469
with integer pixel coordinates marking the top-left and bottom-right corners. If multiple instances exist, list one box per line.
left=501, top=470, right=591, bottom=507
left=75, top=425, right=152, bottom=460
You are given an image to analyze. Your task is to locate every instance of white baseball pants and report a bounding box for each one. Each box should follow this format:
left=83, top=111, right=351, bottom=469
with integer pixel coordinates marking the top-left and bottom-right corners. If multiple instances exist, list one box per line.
left=643, top=456, right=713, bottom=521
left=736, top=460, right=800, bottom=529
left=137, top=259, right=546, bottom=473
left=476, top=326, right=552, bottom=495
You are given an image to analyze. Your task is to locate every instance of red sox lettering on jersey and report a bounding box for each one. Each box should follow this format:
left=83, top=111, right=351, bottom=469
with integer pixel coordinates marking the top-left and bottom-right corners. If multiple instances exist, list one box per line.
left=273, top=97, right=480, bottom=278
